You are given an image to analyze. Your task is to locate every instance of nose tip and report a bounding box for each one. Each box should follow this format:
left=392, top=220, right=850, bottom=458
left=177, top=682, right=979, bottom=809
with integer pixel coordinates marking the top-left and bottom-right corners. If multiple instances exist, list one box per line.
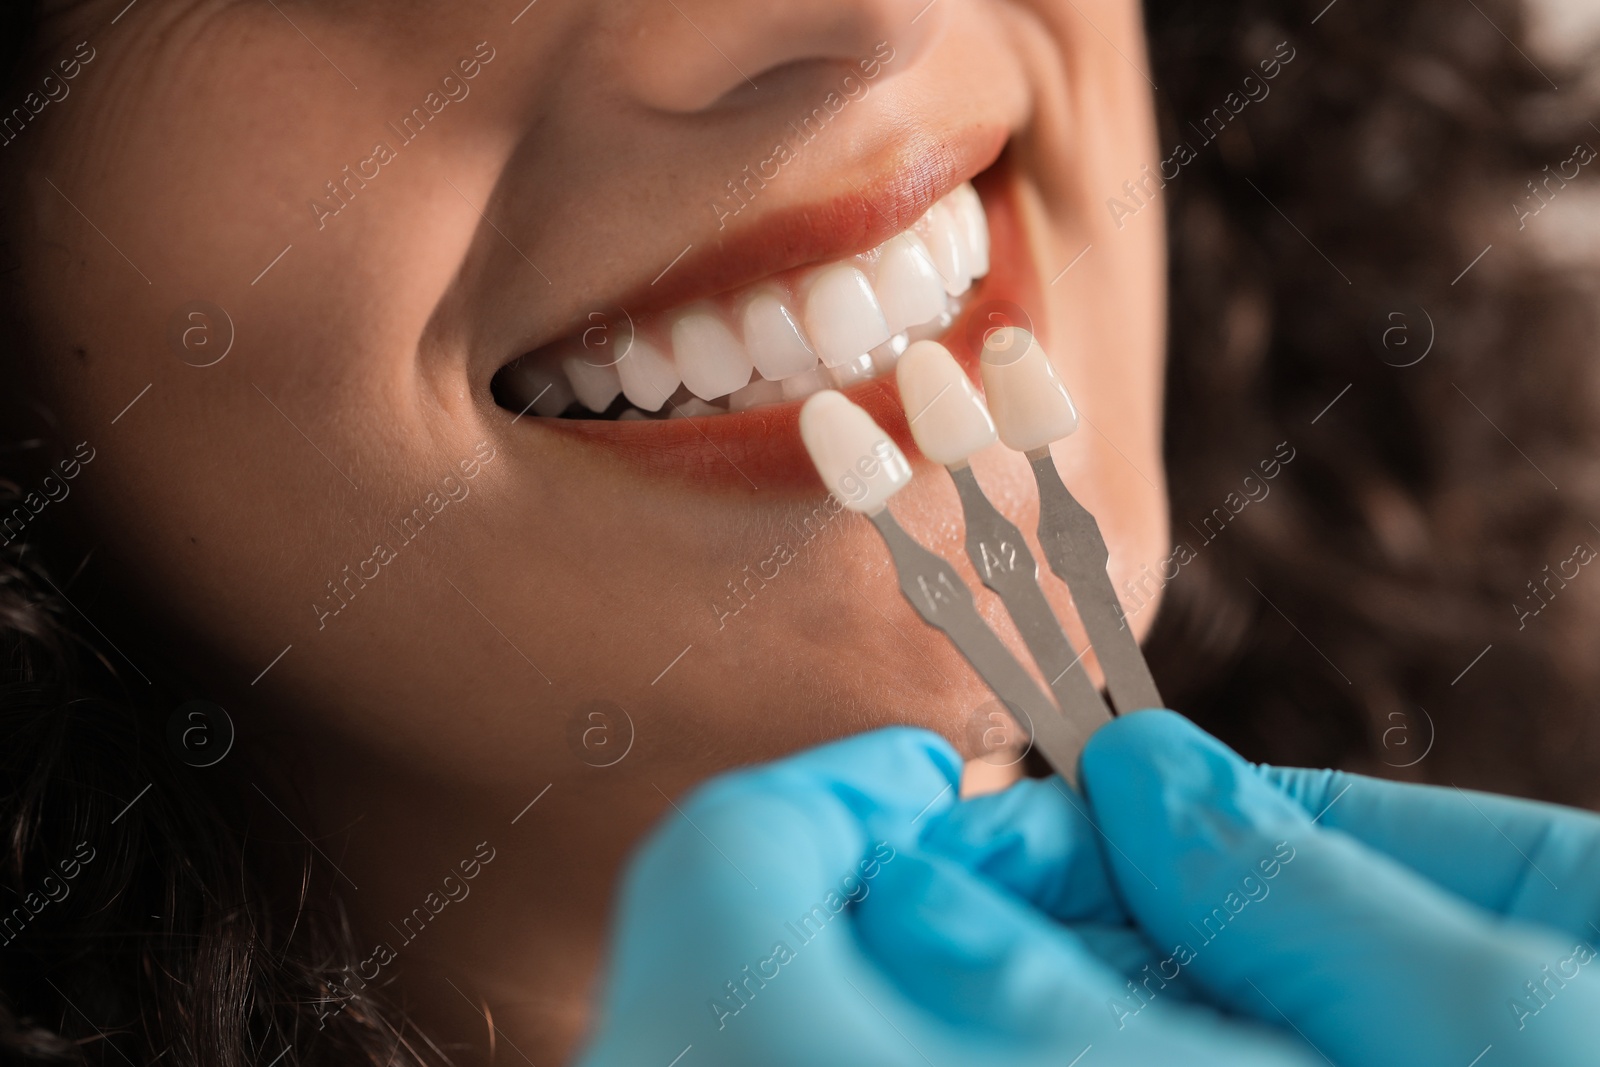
left=618, top=0, right=942, bottom=112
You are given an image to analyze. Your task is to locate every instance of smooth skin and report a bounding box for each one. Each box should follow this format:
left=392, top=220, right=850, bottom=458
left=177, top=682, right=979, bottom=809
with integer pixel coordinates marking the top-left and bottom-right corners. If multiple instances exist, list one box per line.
left=2, top=0, right=1167, bottom=1061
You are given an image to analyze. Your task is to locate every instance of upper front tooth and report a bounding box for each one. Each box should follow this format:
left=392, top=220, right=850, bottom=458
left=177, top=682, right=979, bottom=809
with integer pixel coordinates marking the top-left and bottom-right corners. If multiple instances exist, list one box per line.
left=742, top=290, right=818, bottom=380
left=561, top=348, right=624, bottom=412
left=915, top=202, right=972, bottom=295
left=671, top=307, right=754, bottom=400
left=953, top=183, right=990, bottom=278
left=921, top=201, right=973, bottom=297
left=616, top=333, right=681, bottom=411
left=802, top=264, right=891, bottom=369
left=872, top=233, right=949, bottom=335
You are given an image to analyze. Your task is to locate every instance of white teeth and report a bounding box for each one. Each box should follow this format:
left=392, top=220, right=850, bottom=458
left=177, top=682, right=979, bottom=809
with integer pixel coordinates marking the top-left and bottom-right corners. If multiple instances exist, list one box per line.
left=870, top=333, right=908, bottom=375
left=562, top=349, right=624, bottom=413
left=896, top=339, right=997, bottom=466
left=728, top=376, right=784, bottom=412
left=920, top=201, right=973, bottom=297
left=798, top=390, right=912, bottom=514
left=616, top=334, right=681, bottom=412
left=978, top=327, right=1079, bottom=453
left=669, top=397, right=723, bottom=418
left=742, top=290, right=817, bottom=380
left=950, top=183, right=989, bottom=278
left=509, top=182, right=989, bottom=419
left=873, top=233, right=949, bottom=336
left=618, top=408, right=652, bottom=421
left=906, top=307, right=956, bottom=345
left=500, top=357, right=576, bottom=417
left=828, top=353, right=877, bottom=389
left=778, top=367, right=829, bottom=403
left=803, top=264, right=892, bottom=369
left=671, top=307, right=754, bottom=401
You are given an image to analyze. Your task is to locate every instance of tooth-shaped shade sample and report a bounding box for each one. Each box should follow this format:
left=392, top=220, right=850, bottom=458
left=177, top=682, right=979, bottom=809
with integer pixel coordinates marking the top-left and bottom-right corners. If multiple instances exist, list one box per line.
left=803, top=265, right=891, bottom=368
left=874, top=234, right=949, bottom=335
left=896, top=340, right=997, bottom=465
left=953, top=183, right=990, bottom=278
left=671, top=307, right=754, bottom=400
left=978, top=327, right=1079, bottom=453
left=500, top=357, right=576, bottom=417
left=742, top=291, right=817, bottom=380
left=562, top=351, right=623, bottom=413
left=799, top=390, right=912, bottom=513
left=615, top=334, right=680, bottom=412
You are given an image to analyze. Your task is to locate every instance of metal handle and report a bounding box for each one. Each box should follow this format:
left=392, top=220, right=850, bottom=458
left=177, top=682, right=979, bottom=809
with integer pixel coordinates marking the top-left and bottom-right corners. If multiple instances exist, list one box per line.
left=1027, top=449, right=1164, bottom=716
left=948, top=464, right=1113, bottom=734
left=868, top=509, right=1095, bottom=785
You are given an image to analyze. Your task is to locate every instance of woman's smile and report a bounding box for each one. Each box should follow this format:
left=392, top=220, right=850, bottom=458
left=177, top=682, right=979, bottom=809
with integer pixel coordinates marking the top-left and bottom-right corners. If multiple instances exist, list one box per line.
left=509, top=157, right=1051, bottom=490
left=498, top=180, right=992, bottom=422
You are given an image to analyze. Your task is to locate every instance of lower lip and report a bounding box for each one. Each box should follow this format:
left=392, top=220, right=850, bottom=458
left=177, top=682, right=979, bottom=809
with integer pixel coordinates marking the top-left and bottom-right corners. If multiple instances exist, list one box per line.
left=533, top=159, right=1041, bottom=494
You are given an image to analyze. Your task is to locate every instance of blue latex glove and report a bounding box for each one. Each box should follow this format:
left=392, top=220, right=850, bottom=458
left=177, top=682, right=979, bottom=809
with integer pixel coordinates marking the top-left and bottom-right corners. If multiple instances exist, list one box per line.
left=1080, top=710, right=1600, bottom=1067
left=576, top=727, right=1321, bottom=1067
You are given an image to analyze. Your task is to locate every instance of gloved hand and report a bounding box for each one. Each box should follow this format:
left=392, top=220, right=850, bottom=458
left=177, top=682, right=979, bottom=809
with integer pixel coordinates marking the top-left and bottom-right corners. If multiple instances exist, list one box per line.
left=1080, top=710, right=1600, bottom=1067
left=576, top=726, right=1322, bottom=1067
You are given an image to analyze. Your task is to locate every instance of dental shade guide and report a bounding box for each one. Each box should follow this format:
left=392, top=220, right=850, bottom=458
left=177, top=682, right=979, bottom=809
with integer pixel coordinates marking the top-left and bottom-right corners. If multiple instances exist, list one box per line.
left=895, top=342, right=1113, bottom=738
left=798, top=391, right=1093, bottom=785
left=867, top=509, right=1097, bottom=786
left=979, top=327, right=1164, bottom=717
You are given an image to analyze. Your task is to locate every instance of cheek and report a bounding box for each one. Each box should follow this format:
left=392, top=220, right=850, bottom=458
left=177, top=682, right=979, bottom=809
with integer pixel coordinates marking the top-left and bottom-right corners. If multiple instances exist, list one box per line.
left=13, top=6, right=515, bottom=688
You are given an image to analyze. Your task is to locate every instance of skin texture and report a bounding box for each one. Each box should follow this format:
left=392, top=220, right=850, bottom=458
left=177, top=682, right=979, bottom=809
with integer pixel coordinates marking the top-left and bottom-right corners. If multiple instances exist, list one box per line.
left=3, top=0, right=1165, bottom=1061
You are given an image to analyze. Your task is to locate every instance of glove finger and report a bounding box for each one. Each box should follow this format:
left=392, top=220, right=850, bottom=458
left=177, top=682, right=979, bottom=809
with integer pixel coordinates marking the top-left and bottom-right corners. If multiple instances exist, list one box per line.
left=1258, top=763, right=1600, bottom=936
left=856, top=851, right=1320, bottom=1065
left=857, top=849, right=1139, bottom=1034
left=923, top=779, right=1206, bottom=1002
left=1081, top=711, right=1600, bottom=1067
left=599, top=729, right=959, bottom=1017
left=645, top=725, right=962, bottom=901
left=1075, top=924, right=1207, bottom=1005
left=920, top=776, right=1127, bottom=924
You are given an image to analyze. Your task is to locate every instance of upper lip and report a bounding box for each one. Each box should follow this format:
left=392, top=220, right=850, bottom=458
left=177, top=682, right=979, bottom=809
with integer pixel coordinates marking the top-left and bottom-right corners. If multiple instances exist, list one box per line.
left=502, top=123, right=1009, bottom=366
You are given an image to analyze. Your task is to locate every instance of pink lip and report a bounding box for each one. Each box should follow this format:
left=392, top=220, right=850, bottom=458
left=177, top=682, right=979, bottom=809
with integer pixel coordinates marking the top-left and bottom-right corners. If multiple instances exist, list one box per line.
left=517, top=148, right=1041, bottom=495
left=625, top=124, right=1011, bottom=318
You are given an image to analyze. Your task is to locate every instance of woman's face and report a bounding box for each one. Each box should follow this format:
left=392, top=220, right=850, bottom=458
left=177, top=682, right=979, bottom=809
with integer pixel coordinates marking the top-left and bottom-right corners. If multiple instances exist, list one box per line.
left=11, top=0, right=1163, bottom=904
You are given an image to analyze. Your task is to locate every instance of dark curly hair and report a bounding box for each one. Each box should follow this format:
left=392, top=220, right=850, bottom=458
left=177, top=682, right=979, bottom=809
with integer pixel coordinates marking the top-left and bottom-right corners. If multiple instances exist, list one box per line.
left=1142, top=0, right=1600, bottom=805
left=2, top=0, right=1598, bottom=1063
